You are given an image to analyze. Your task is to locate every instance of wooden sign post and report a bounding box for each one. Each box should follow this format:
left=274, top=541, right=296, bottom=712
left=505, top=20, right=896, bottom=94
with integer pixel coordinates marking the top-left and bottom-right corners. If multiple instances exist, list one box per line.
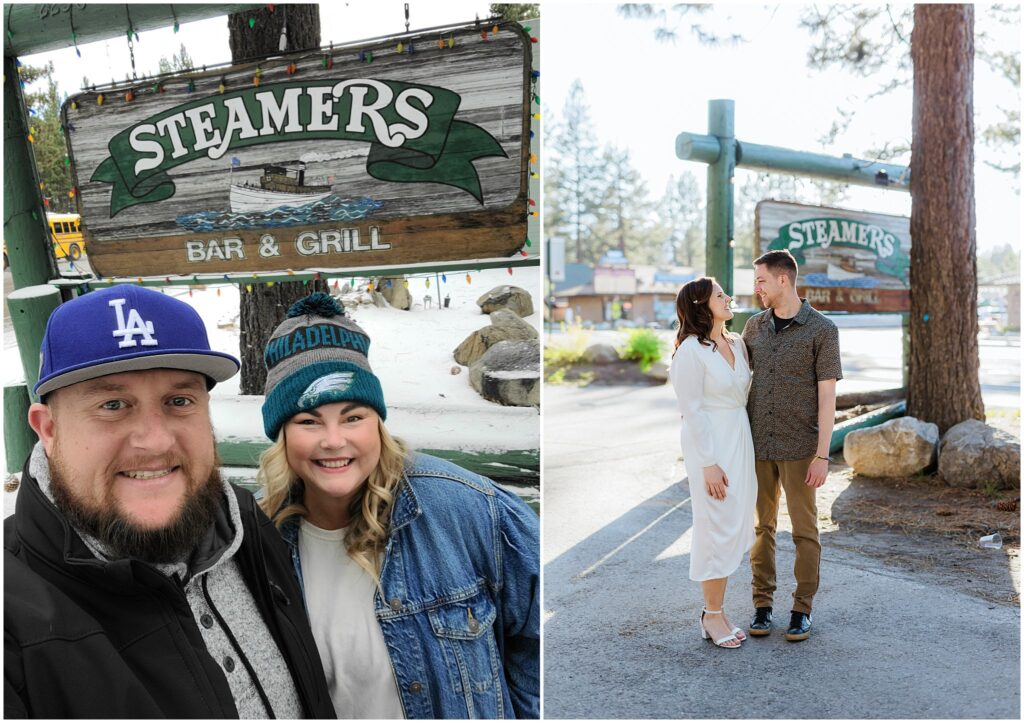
left=65, top=21, right=532, bottom=277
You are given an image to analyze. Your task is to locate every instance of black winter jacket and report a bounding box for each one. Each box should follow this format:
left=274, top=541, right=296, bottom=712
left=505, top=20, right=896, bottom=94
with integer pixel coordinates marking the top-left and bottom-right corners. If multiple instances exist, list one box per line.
left=4, top=464, right=335, bottom=719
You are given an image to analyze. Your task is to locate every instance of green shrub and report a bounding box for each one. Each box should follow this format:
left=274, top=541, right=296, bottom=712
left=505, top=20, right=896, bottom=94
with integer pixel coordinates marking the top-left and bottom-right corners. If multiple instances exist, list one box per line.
left=544, top=320, right=592, bottom=366
left=618, top=329, right=665, bottom=372
left=546, top=367, right=567, bottom=384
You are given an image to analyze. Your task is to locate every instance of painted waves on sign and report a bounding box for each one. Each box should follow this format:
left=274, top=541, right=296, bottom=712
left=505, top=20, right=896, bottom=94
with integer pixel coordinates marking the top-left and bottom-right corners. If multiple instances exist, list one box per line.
left=176, top=194, right=384, bottom=232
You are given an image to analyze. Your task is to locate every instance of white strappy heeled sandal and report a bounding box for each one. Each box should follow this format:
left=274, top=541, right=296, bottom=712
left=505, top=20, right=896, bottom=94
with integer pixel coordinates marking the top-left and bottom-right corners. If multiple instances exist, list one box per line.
left=700, top=608, right=742, bottom=648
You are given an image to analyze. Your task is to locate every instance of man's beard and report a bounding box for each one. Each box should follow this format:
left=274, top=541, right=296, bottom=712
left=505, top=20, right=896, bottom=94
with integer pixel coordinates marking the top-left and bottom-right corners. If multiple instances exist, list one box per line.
left=49, top=443, right=224, bottom=565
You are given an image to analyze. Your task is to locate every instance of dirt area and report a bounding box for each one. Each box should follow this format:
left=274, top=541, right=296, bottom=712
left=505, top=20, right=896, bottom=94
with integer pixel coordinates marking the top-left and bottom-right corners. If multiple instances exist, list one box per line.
left=547, top=358, right=1021, bottom=604
left=818, top=460, right=1020, bottom=606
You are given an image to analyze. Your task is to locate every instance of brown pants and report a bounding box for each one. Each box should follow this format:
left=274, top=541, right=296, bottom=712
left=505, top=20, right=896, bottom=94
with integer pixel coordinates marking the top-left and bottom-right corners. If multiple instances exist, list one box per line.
left=751, top=457, right=821, bottom=615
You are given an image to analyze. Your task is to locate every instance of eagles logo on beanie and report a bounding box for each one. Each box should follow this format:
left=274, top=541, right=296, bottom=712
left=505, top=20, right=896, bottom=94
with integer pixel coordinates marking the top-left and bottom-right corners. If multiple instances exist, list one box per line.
left=261, top=293, right=386, bottom=440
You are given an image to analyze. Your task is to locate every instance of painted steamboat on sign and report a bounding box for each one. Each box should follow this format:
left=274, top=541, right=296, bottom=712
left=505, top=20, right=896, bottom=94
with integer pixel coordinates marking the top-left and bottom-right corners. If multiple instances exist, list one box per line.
left=230, top=163, right=332, bottom=213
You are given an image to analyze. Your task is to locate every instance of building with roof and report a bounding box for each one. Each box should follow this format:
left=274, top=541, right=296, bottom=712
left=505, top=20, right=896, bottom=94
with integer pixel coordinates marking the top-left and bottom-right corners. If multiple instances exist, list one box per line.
left=551, top=261, right=757, bottom=326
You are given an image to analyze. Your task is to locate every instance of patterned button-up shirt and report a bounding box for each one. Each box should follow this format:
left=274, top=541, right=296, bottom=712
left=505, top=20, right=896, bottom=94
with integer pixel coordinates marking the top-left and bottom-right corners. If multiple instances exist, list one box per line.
left=741, top=299, right=843, bottom=461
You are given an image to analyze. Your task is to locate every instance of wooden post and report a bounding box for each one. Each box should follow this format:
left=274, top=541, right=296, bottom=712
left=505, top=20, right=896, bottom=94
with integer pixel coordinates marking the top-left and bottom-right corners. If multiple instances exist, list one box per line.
left=4, top=384, right=36, bottom=474
left=830, top=401, right=907, bottom=454
left=728, top=308, right=757, bottom=334
left=677, top=100, right=914, bottom=387
left=3, top=55, right=55, bottom=290
left=705, top=100, right=736, bottom=296
left=7, top=285, right=62, bottom=402
left=677, top=100, right=913, bottom=299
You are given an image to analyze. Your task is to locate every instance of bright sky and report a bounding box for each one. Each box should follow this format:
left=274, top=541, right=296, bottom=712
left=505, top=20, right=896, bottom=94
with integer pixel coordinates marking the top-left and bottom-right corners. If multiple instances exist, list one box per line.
left=542, top=1, right=1021, bottom=252
left=23, top=1, right=492, bottom=96
left=20, top=2, right=1020, bottom=254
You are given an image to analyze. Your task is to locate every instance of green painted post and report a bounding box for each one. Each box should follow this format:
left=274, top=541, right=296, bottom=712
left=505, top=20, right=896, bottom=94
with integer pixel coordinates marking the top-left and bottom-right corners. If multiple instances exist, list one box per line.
left=738, top=141, right=910, bottom=190
left=678, top=131, right=911, bottom=192
left=3, top=55, right=56, bottom=290
left=4, top=384, right=36, bottom=474
left=705, top=100, right=736, bottom=296
left=728, top=308, right=757, bottom=334
left=7, top=285, right=62, bottom=402
left=830, top=401, right=907, bottom=454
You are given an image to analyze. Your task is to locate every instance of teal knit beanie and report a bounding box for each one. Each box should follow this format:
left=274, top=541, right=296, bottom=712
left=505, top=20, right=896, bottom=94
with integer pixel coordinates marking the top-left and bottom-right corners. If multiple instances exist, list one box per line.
left=261, top=293, right=386, bottom=440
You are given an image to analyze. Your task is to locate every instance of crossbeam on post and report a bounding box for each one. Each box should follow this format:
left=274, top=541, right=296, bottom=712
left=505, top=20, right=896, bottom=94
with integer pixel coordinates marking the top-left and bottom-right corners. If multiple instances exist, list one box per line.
left=675, top=99, right=910, bottom=300
left=678, top=133, right=911, bottom=191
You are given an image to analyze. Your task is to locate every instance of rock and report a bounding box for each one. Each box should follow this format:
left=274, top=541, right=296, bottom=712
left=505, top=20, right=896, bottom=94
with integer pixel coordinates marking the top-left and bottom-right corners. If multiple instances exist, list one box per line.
left=645, top=361, right=669, bottom=384
left=338, top=289, right=375, bottom=308
left=583, top=343, right=619, bottom=364
left=476, top=285, right=534, bottom=317
left=453, top=310, right=539, bottom=366
left=378, top=277, right=411, bottom=310
left=843, top=416, right=939, bottom=477
left=450, top=365, right=462, bottom=375
left=469, top=340, right=540, bottom=407
left=939, top=420, right=1020, bottom=489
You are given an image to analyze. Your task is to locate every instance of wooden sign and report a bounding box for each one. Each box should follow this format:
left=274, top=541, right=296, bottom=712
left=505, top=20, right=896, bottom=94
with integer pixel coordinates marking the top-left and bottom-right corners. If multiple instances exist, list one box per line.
left=755, top=200, right=910, bottom=312
left=64, top=22, right=531, bottom=277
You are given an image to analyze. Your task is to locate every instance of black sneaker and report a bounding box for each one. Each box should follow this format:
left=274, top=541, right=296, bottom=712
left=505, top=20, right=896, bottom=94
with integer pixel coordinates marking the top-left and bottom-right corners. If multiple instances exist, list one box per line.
left=749, top=606, right=772, bottom=636
left=784, top=611, right=812, bottom=641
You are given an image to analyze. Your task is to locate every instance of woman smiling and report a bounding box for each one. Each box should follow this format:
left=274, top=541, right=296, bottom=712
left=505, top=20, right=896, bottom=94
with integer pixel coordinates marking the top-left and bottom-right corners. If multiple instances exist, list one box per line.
left=257, top=293, right=539, bottom=719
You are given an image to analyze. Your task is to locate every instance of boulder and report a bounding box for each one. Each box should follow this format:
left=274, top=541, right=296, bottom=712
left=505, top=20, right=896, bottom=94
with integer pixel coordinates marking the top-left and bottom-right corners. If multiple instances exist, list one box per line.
left=469, top=340, right=540, bottom=407
left=453, top=310, right=539, bottom=366
left=843, top=416, right=939, bottom=477
left=644, top=361, right=669, bottom=384
left=476, top=285, right=534, bottom=317
left=338, top=288, right=375, bottom=308
left=582, top=343, right=619, bottom=364
left=378, top=277, right=411, bottom=310
left=939, top=420, right=1020, bottom=489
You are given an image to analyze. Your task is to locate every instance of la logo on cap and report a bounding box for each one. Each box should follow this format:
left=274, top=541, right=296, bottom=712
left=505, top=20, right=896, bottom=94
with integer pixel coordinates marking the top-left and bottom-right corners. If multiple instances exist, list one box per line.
left=109, top=297, right=158, bottom=348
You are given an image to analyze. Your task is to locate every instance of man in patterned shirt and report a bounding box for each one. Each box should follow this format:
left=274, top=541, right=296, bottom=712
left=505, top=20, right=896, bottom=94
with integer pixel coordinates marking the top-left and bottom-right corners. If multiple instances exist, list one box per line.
left=741, top=250, right=842, bottom=642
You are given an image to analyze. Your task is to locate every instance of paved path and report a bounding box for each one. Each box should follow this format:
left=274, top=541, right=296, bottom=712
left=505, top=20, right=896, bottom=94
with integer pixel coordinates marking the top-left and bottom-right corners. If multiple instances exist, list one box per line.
left=543, top=384, right=1020, bottom=719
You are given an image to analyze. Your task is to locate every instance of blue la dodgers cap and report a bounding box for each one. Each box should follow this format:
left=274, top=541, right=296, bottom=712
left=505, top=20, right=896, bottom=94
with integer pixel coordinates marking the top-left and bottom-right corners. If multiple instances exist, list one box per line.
left=34, top=285, right=239, bottom=397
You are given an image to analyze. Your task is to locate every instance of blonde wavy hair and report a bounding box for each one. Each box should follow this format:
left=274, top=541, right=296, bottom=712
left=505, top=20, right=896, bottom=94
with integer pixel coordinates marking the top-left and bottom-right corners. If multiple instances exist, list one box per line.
left=257, top=418, right=409, bottom=586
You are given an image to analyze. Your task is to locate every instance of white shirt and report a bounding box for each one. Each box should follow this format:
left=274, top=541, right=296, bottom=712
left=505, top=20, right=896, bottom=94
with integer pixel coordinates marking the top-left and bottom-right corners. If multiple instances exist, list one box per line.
left=299, top=519, right=405, bottom=719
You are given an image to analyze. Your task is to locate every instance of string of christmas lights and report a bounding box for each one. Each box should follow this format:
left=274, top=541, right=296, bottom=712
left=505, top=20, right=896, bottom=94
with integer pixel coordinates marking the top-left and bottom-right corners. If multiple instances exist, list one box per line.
left=26, top=16, right=539, bottom=275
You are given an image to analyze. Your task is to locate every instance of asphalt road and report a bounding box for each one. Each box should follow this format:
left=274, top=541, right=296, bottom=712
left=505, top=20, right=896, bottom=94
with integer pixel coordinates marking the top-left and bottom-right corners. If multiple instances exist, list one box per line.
left=542, top=384, right=1020, bottom=719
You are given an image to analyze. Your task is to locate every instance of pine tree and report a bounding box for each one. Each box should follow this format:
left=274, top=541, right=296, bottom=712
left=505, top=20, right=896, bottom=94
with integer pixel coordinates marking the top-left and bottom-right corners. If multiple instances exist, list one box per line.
left=660, top=172, right=705, bottom=268
left=228, top=5, right=329, bottom=396
left=907, top=4, right=985, bottom=431
left=546, top=80, right=603, bottom=263
left=590, top=145, right=660, bottom=265
left=22, top=62, right=74, bottom=214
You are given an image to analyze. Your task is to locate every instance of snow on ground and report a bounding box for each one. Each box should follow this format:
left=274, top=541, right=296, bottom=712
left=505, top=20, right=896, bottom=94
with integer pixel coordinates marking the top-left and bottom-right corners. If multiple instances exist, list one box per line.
left=204, top=267, right=541, bottom=451
left=2, top=267, right=541, bottom=483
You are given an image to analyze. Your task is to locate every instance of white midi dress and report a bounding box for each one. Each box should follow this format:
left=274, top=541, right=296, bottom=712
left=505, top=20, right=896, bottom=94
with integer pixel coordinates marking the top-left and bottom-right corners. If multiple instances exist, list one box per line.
left=670, top=334, right=756, bottom=582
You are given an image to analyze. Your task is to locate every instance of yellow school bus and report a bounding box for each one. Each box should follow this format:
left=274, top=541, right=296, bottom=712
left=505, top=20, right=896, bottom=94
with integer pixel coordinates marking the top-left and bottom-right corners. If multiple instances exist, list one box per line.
left=47, top=213, right=85, bottom=261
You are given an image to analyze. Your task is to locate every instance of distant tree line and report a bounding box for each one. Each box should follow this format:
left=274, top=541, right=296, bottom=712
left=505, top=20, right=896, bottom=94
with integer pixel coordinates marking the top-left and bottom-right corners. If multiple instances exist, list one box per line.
left=544, top=80, right=850, bottom=271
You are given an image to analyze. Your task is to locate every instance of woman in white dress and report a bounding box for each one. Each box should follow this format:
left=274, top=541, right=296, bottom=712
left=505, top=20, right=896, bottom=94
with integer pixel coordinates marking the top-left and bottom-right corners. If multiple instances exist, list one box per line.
left=670, top=277, right=756, bottom=649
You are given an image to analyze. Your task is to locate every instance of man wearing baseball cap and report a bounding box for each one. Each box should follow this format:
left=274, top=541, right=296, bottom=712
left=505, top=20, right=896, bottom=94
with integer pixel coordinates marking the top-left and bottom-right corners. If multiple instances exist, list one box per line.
left=4, top=285, right=335, bottom=718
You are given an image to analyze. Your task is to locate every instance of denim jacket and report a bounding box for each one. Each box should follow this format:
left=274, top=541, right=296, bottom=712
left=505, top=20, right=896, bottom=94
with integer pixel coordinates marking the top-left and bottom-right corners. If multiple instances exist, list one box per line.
left=279, top=453, right=540, bottom=719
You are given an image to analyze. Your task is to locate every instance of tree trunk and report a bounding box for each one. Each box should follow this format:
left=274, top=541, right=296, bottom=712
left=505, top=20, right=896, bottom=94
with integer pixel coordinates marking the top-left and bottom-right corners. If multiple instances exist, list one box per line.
left=228, top=5, right=327, bottom=395
left=227, top=5, right=322, bottom=61
left=907, top=4, right=985, bottom=432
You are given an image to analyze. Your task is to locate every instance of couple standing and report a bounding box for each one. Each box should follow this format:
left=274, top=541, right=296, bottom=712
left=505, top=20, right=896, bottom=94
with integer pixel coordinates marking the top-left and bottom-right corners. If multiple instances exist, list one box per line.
left=6, top=285, right=539, bottom=718
left=670, top=249, right=843, bottom=649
